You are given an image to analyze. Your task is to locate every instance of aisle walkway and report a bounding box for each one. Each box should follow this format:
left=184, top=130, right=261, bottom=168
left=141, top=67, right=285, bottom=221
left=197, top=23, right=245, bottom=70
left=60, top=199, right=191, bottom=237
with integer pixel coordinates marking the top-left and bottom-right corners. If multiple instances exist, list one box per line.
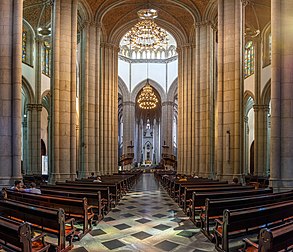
left=73, top=173, right=216, bottom=252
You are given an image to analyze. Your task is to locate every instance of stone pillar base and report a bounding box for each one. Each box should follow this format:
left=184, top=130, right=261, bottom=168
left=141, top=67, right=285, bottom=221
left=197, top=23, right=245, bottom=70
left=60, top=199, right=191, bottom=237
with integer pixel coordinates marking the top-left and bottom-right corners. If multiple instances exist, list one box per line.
left=123, top=164, right=132, bottom=171
left=0, top=176, right=23, bottom=188
left=216, top=174, right=238, bottom=182
left=270, top=178, right=293, bottom=192
left=49, top=173, right=76, bottom=183
left=198, top=172, right=214, bottom=179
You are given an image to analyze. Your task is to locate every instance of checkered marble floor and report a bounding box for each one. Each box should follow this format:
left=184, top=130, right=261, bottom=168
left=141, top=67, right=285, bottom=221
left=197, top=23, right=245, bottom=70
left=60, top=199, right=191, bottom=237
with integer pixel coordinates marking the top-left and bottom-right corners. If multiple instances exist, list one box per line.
left=72, top=173, right=217, bottom=252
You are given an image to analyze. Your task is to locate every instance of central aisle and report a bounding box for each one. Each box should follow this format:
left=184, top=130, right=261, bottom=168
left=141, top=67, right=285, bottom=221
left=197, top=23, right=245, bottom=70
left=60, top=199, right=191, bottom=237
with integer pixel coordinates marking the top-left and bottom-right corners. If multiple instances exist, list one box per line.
left=73, top=173, right=216, bottom=252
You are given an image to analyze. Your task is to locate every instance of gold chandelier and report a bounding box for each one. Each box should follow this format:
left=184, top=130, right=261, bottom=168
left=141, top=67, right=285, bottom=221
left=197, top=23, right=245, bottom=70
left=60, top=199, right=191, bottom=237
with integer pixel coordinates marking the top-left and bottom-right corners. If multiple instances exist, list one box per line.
left=137, top=81, right=158, bottom=109
left=125, top=9, right=168, bottom=50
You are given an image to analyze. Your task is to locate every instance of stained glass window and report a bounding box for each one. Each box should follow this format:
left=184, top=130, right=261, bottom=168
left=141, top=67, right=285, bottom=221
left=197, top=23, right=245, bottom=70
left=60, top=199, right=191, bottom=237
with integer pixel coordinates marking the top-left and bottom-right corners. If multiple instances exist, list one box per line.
left=42, top=41, right=51, bottom=77
left=244, top=41, right=254, bottom=78
left=22, top=31, right=27, bottom=62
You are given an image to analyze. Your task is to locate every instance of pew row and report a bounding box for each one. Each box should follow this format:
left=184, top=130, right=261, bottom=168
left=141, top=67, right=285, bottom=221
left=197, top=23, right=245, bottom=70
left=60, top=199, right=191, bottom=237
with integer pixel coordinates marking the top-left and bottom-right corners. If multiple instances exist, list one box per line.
left=0, top=216, right=50, bottom=252
left=214, top=200, right=293, bottom=252
left=242, top=221, right=293, bottom=252
left=2, top=188, right=100, bottom=238
left=0, top=199, right=75, bottom=251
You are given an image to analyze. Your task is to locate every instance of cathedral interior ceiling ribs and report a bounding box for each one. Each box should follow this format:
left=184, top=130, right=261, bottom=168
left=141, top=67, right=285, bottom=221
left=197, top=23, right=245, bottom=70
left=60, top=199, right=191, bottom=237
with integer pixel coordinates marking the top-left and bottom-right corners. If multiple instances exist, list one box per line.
left=23, top=0, right=270, bottom=43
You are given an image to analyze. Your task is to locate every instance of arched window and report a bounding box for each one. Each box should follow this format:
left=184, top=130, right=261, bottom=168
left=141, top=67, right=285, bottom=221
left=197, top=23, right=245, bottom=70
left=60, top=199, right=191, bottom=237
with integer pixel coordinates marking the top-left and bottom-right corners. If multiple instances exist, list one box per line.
left=22, top=30, right=27, bottom=62
left=42, top=41, right=51, bottom=77
left=244, top=41, right=254, bottom=78
left=263, top=26, right=271, bottom=67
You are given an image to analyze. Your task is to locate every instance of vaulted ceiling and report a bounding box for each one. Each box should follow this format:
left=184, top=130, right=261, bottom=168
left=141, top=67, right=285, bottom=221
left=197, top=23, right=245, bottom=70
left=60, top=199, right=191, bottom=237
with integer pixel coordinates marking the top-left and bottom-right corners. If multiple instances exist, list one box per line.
left=23, top=0, right=271, bottom=44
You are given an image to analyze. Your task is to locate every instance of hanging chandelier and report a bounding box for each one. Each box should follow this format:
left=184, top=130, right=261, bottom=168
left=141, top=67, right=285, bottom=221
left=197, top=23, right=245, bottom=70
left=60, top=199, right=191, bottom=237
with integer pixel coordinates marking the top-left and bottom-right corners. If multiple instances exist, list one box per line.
left=125, top=9, right=168, bottom=50
left=137, top=81, right=158, bottom=109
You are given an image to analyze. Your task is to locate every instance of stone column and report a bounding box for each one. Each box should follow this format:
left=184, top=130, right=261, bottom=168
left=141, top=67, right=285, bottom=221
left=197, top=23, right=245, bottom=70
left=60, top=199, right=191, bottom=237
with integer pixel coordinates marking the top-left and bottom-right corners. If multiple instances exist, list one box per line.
left=177, top=44, right=197, bottom=175
left=217, top=0, right=243, bottom=181
left=122, top=101, right=135, bottom=170
left=270, top=1, right=293, bottom=191
left=79, top=22, right=90, bottom=178
left=22, top=118, right=28, bottom=174
left=122, top=101, right=135, bottom=154
left=136, top=119, right=143, bottom=164
left=161, top=101, right=174, bottom=155
left=27, top=104, right=42, bottom=174
left=25, top=36, right=43, bottom=175
left=97, top=43, right=118, bottom=175
left=0, top=0, right=23, bottom=186
left=50, top=0, right=77, bottom=182
left=95, top=24, right=102, bottom=175
left=196, top=21, right=216, bottom=178
left=253, top=105, right=269, bottom=176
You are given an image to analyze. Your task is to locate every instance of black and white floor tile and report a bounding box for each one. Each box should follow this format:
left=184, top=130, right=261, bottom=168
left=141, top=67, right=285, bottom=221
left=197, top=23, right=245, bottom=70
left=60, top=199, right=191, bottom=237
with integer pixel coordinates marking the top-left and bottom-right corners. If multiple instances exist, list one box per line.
left=72, top=173, right=217, bottom=252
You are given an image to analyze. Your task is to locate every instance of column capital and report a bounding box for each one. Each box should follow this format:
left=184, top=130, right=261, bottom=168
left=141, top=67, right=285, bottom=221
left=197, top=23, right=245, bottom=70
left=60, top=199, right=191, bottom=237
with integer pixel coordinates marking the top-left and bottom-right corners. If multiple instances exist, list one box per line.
left=101, top=42, right=119, bottom=52
left=176, top=44, right=195, bottom=54
left=161, top=101, right=174, bottom=107
left=253, top=104, right=270, bottom=112
left=123, top=101, right=135, bottom=107
left=80, top=20, right=90, bottom=30
left=195, top=20, right=216, bottom=29
left=27, top=104, right=43, bottom=112
left=241, top=0, right=254, bottom=7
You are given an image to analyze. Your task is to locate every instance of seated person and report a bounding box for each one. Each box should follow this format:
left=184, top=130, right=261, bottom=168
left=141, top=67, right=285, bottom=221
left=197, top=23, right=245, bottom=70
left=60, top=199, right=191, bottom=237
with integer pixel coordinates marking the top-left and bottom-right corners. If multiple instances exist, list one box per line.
left=232, top=177, right=239, bottom=184
left=89, top=172, right=96, bottom=179
left=25, top=182, right=41, bottom=194
left=93, top=176, right=102, bottom=182
left=10, top=180, right=23, bottom=191
left=178, top=175, right=187, bottom=182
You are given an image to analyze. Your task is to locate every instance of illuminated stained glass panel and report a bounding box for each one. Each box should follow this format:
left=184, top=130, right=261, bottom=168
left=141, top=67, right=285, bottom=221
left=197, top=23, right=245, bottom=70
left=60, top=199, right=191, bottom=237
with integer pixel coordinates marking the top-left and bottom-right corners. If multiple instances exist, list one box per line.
left=22, top=31, right=27, bottom=62
left=42, top=41, right=51, bottom=77
left=244, top=41, right=254, bottom=78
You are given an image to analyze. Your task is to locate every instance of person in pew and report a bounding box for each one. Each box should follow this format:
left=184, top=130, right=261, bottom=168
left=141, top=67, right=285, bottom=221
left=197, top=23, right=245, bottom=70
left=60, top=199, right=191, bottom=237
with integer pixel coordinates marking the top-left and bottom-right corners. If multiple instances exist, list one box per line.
left=89, top=172, right=96, bottom=179
left=179, top=175, right=187, bottom=181
left=232, top=177, right=239, bottom=184
left=10, top=180, right=24, bottom=191
left=25, top=182, right=41, bottom=194
left=93, top=176, right=102, bottom=182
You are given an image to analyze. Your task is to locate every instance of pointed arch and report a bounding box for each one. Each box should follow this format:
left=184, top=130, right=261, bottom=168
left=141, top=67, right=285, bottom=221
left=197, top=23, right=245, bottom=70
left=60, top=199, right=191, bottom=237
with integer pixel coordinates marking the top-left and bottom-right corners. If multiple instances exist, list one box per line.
left=131, top=79, right=166, bottom=103
left=22, top=76, right=34, bottom=104
left=167, top=77, right=178, bottom=102
left=261, top=80, right=271, bottom=105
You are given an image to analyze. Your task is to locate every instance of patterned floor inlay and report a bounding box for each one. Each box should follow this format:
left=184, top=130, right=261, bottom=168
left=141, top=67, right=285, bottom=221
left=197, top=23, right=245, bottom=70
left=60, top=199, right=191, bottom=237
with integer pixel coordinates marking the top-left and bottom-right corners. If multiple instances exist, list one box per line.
left=73, top=173, right=217, bottom=252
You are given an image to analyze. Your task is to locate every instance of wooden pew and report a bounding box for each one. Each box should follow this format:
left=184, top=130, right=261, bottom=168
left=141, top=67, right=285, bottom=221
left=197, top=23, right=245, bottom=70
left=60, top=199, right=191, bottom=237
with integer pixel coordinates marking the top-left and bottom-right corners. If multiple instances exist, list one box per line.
left=180, top=185, right=255, bottom=213
left=190, top=188, right=273, bottom=224
left=0, top=199, right=75, bottom=251
left=173, top=180, right=228, bottom=200
left=41, top=184, right=112, bottom=212
left=0, top=216, right=50, bottom=252
left=57, top=181, right=120, bottom=206
left=243, top=221, right=293, bottom=252
left=201, top=190, right=293, bottom=240
left=3, top=188, right=98, bottom=238
left=169, top=179, right=222, bottom=198
left=214, top=200, right=293, bottom=252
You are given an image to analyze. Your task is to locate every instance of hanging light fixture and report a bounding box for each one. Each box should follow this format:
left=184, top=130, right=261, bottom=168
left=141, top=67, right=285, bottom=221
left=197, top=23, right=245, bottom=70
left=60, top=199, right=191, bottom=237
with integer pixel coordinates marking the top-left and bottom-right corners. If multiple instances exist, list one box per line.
left=124, top=8, right=168, bottom=50
left=37, top=1, right=51, bottom=37
left=137, top=81, right=158, bottom=109
left=137, top=62, right=159, bottom=109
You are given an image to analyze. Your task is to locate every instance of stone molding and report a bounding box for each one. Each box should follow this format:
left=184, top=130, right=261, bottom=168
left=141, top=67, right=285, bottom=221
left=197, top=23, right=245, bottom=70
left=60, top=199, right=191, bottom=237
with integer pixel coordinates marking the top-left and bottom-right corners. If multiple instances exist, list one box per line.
left=122, top=101, right=135, bottom=106
left=161, top=101, right=174, bottom=107
left=26, top=104, right=43, bottom=111
left=253, top=104, right=270, bottom=112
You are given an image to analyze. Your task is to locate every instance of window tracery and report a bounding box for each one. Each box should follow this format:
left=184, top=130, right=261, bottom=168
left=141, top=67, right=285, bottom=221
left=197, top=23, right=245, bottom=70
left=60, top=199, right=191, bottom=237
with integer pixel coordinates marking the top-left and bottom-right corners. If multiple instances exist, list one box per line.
left=244, top=41, right=254, bottom=78
left=42, top=41, right=51, bottom=77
